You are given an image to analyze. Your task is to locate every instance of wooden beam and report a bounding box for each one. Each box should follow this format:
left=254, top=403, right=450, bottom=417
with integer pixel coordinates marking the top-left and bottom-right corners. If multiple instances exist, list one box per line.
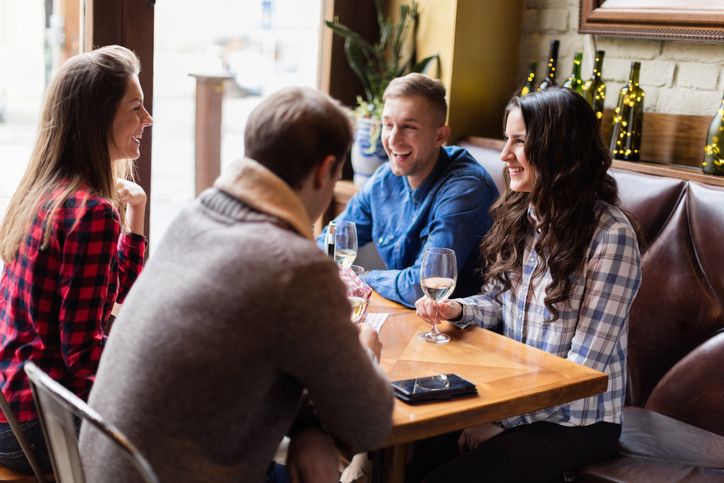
left=91, top=0, right=154, bottom=240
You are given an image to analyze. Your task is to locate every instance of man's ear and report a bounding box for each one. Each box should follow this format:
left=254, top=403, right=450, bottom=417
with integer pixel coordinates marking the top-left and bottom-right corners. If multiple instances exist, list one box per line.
left=313, top=155, right=338, bottom=189
left=436, top=125, right=451, bottom=147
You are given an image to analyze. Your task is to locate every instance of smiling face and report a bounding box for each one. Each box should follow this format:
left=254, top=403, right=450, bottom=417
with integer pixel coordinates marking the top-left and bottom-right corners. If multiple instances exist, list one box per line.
left=381, top=96, right=449, bottom=189
left=109, top=76, right=153, bottom=162
left=501, top=107, right=536, bottom=193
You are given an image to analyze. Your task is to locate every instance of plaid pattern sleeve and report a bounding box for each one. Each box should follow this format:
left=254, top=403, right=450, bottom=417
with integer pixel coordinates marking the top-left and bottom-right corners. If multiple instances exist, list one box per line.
left=451, top=204, right=641, bottom=428
left=0, top=189, right=146, bottom=422
left=116, top=232, right=147, bottom=304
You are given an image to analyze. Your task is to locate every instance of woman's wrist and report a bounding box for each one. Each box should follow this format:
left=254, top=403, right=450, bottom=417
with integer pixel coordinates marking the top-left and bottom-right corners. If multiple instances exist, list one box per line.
left=125, top=204, right=146, bottom=235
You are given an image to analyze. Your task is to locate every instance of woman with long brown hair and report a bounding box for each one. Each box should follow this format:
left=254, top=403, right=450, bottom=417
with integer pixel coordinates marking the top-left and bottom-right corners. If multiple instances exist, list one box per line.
left=0, top=45, right=151, bottom=472
left=412, top=87, right=642, bottom=482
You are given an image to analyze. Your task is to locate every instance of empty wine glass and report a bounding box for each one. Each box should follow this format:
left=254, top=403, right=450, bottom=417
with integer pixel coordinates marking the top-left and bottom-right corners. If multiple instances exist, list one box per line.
left=419, top=247, right=457, bottom=344
left=334, top=221, right=358, bottom=269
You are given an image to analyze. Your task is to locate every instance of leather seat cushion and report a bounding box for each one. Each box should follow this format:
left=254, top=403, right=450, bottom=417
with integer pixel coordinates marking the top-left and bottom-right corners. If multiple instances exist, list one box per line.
left=579, top=407, right=724, bottom=482
left=579, top=457, right=724, bottom=483
left=618, top=407, right=724, bottom=468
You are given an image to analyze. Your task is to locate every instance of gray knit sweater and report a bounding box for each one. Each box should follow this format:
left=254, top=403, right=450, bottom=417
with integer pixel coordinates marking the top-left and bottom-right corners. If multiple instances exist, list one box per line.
left=79, top=159, right=394, bottom=482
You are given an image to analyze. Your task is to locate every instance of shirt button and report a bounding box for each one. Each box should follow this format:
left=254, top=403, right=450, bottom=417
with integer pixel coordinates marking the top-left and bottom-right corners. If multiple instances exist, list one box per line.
left=529, top=256, right=535, bottom=263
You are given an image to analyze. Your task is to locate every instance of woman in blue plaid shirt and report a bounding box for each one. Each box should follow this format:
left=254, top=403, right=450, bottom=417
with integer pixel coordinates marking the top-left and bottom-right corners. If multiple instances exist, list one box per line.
left=412, top=87, right=642, bottom=482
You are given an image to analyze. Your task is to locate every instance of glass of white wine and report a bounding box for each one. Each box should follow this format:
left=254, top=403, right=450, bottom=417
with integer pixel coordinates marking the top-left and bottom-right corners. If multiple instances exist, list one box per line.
left=347, top=265, right=369, bottom=324
left=419, top=247, right=457, bottom=344
left=334, top=221, right=358, bottom=269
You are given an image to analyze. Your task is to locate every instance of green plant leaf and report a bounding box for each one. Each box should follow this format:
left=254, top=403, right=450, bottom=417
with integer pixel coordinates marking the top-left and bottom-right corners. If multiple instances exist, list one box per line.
left=409, top=54, right=439, bottom=74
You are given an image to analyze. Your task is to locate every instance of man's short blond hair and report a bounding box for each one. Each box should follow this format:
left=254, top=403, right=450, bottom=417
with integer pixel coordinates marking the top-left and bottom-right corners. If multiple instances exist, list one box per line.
left=383, top=73, right=447, bottom=125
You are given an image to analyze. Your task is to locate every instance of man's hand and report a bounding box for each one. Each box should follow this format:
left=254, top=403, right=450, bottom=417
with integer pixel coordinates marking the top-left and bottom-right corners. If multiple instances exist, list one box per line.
left=457, top=423, right=505, bottom=453
left=358, top=323, right=382, bottom=361
left=287, top=427, right=341, bottom=483
left=415, top=297, right=462, bottom=326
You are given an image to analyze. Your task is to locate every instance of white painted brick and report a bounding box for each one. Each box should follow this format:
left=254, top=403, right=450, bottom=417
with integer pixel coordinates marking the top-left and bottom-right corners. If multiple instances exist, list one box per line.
left=539, top=9, right=568, bottom=32
left=661, top=42, right=724, bottom=62
left=633, top=87, right=660, bottom=113
left=522, top=9, right=539, bottom=33
left=604, top=81, right=625, bottom=109
left=519, top=32, right=543, bottom=61
left=676, top=63, right=720, bottom=90
left=594, top=38, right=662, bottom=60
left=656, top=88, right=723, bottom=115
left=601, top=58, right=634, bottom=83
left=640, top=61, right=676, bottom=88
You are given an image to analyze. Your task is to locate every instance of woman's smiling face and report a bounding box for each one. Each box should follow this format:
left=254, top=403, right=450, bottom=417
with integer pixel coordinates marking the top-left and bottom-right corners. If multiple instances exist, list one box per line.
left=500, top=107, right=536, bottom=193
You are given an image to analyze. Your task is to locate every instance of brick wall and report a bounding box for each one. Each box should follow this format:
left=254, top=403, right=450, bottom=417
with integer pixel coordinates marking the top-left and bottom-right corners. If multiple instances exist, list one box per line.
left=519, top=0, right=724, bottom=116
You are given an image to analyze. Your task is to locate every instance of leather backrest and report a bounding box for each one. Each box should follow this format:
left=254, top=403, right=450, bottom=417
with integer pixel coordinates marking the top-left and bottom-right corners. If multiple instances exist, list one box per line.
left=460, top=140, right=724, bottom=436
left=619, top=176, right=724, bottom=435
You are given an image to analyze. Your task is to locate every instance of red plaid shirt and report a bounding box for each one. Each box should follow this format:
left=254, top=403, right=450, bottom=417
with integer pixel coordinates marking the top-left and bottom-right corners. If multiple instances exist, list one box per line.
left=0, top=187, right=146, bottom=422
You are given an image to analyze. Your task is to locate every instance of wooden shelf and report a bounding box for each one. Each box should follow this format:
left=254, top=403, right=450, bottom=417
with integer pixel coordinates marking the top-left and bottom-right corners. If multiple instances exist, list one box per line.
left=611, top=160, right=724, bottom=187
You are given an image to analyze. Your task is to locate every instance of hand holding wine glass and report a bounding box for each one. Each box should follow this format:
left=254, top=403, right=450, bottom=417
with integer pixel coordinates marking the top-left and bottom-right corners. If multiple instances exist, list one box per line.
left=419, top=247, right=457, bottom=344
left=344, top=265, right=370, bottom=324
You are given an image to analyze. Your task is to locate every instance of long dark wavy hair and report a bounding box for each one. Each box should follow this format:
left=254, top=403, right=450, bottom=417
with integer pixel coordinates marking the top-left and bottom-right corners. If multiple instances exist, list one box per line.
left=480, top=87, right=619, bottom=320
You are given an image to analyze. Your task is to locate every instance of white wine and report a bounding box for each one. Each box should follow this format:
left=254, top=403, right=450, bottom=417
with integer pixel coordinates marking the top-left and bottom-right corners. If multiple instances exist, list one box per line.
left=348, top=296, right=368, bottom=323
left=421, top=277, right=456, bottom=301
left=335, top=248, right=357, bottom=269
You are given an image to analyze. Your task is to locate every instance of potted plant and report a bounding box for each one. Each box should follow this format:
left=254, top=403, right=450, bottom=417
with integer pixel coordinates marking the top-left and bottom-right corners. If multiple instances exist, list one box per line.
left=326, top=0, right=438, bottom=186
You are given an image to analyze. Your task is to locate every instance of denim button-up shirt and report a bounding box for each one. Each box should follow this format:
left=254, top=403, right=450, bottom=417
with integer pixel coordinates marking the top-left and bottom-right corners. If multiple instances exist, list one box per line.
left=319, top=146, right=498, bottom=307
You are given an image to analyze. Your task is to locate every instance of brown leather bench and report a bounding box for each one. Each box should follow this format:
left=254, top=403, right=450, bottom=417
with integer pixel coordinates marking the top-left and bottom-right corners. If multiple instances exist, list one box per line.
left=459, top=138, right=724, bottom=482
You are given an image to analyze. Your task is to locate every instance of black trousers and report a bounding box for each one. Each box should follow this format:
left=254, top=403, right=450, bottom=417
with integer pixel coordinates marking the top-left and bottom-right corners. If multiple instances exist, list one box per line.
left=405, top=421, right=621, bottom=483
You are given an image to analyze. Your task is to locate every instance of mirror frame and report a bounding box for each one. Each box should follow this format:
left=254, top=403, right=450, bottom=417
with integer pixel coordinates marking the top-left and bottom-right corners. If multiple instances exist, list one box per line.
left=579, top=0, right=724, bottom=42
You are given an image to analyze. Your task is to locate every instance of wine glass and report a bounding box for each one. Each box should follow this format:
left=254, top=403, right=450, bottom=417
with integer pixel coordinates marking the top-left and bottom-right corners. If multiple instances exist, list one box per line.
left=419, top=247, right=457, bottom=344
left=334, top=221, right=358, bottom=269
left=347, top=265, right=370, bottom=324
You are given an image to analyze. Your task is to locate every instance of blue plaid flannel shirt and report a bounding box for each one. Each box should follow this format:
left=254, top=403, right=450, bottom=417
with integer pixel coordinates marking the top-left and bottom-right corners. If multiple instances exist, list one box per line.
left=454, top=202, right=642, bottom=428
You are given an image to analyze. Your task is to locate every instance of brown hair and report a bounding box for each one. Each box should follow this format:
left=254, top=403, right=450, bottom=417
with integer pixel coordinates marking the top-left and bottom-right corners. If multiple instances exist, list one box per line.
left=481, top=87, right=619, bottom=320
left=244, top=87, right=354, bottom=188
left=0, top=45, right=141, bottom=262
left=383, top=73, right=447, bottom=125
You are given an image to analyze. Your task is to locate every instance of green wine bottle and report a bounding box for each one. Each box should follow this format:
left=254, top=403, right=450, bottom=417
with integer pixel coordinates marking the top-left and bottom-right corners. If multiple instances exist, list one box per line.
left=703, top=92, right=724, bottom=175
left=610, top=62, right=645, bottom=161
left=562, top=52, right=584, bottom=94
left=520, top=62, right=537, bottom=96
left=537, top=40, right=559, bottom=91
left=582, top=50, right=606, bottom=121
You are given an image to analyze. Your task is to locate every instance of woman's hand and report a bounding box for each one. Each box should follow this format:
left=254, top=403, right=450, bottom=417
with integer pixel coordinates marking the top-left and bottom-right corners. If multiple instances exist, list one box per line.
left=116, top=179, right=147, bottom=207
left=457, top=423, right=505, bottom=453
left=116, top=179, right=146, bottom=235
left=415, top=297, right=462, bottom=326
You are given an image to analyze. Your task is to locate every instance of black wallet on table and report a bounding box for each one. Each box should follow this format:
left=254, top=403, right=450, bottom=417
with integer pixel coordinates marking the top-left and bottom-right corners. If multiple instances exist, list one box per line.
left=391, top=373, right=477, bottom=404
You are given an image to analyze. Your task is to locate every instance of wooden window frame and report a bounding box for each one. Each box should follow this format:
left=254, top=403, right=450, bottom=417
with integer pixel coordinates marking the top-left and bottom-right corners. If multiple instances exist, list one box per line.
left=579, top=0, right=724, bottom=42
left=90, top=0, right=155, bottom=238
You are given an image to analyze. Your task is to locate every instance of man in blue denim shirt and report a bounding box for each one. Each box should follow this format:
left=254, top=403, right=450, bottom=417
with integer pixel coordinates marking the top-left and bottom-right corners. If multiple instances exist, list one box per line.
left=318, top=74, right=498, bottom=307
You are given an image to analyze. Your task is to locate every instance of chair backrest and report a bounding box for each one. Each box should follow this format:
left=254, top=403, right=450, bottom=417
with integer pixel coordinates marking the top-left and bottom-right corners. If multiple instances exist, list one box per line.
left=23, top=363, right=158, bottom=483
left=0, top=390, right=48, bottom=482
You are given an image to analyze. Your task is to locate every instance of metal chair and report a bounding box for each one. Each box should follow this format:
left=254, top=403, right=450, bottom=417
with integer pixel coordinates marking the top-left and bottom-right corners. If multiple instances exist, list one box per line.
left=23, top=362, right=158, bottom=483
left=0, top=389, right=48, bottom=482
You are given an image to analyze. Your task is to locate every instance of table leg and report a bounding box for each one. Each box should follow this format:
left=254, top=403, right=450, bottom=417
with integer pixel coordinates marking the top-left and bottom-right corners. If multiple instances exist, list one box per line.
left=371, top=444, right=408, bottom=483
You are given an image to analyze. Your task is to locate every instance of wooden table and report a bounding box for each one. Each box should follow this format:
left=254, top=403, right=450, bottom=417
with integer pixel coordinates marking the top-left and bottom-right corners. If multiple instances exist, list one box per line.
left=367, top=294, right=608, bottom=482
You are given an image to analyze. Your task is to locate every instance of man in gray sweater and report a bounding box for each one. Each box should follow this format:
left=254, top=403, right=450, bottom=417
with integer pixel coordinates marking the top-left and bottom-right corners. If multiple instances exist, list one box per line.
left=79, top=87, right=394, bottom=482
